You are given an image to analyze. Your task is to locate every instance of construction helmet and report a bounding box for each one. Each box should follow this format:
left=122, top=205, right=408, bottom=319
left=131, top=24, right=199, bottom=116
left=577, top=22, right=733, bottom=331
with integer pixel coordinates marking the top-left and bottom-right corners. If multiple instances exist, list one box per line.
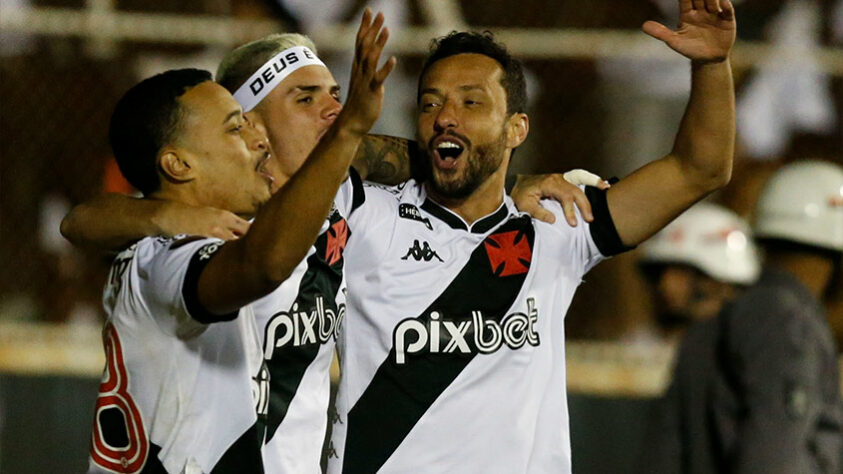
left=640, top=202, right=761, bottom=284
left=753, top=160, right=843, bottom=252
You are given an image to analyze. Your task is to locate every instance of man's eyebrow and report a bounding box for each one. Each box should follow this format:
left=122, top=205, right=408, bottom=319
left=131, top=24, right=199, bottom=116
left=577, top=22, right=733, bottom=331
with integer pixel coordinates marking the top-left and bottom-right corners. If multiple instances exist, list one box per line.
left=420, top=85, right=485, bottom=95
left=222, top=109, right=241, bottom=125
left=288, top=84, right=336, bottom=93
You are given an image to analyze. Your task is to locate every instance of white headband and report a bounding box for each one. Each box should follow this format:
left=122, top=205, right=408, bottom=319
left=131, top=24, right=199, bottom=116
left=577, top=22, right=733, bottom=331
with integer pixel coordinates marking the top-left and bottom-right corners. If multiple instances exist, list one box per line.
left=232, top=45, right=326, bottom=112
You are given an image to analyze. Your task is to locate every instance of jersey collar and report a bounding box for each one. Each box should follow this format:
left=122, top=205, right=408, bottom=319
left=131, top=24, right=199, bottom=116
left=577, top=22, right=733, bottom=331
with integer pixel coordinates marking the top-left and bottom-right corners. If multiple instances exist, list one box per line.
left=420, top=190, right=512, bottom=234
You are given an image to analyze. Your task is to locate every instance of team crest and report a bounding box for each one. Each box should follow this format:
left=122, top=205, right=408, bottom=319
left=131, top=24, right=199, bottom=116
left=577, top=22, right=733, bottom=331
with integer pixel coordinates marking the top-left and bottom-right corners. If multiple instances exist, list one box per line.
left=484, top=230, right=532, bottom=277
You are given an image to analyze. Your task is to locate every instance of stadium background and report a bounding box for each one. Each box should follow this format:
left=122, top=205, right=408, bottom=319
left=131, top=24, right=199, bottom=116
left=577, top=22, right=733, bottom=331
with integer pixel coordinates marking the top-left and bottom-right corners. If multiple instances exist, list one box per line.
left=0, top=0, right=841, bottom=472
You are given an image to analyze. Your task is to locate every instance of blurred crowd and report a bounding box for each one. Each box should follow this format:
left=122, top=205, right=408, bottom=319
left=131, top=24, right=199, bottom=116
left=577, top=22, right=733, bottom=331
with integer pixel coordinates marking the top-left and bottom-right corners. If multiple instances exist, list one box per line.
left=1, top=0, right=841, bottom=342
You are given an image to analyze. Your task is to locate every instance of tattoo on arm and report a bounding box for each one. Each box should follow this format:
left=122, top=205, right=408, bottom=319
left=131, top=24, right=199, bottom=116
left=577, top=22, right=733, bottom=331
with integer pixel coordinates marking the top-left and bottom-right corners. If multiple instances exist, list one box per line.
left=356, top=134, right=416, bottom=185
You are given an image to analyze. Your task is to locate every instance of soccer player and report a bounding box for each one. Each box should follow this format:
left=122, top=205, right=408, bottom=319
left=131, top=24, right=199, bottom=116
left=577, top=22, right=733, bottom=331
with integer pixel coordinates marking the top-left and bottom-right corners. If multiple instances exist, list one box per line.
left=86, top=11, right=393, bottom=474
left=642, top=160, right=843, bottom=474
left=65, top=13, right=599, bottom=472
left=638, top=202, right=760, bottom=342
left=327, top=0, right=737, bottom=471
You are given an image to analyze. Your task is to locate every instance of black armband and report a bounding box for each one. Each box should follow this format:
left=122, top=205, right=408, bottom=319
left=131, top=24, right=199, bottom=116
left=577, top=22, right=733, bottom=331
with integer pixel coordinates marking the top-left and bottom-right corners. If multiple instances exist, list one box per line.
left=586, top=178, right=634, bottom=256
left=182, top=242, right=238, bottom=324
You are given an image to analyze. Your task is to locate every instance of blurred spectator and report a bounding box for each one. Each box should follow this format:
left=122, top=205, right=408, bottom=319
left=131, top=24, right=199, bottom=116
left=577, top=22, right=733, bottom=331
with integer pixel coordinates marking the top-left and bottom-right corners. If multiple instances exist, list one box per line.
left=0, top=0, right=35, bottom=56
left=737, top=0, right=837, bottom=160
left=636, top=203, right=761, bottom=344
left=638, top=160, right=843, bottom=474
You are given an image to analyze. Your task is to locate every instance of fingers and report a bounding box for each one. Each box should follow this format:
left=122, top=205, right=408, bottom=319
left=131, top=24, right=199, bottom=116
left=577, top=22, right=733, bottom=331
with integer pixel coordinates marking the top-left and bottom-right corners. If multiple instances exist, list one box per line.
left=356, top=10, right=391, bottom=86
left=691, top=0, right=724, bottom=14
left=562, top=169, right=605, bottom=188
left=374, top=56, right=397, bottom=86
left=641, top=21, right=673, bottom=42
left=355, top=9, right=384, bottom=67
left=520, top=200, right=556, bottom=225
left=718, top=0, right=734, bottom=19
left=355, top=8, right=372, bottom=55
left=228, top=216, right=251, bottom=238
left=534, top=174, right=594, bottom=224
left=705, top=0, right=722, bottom=13
left=206, top=211, right=250, bottom=240
left=572, top=190, right=594, bottom=223
left=365, top=25, right=388, bottom=79
left=561, top=200, right=578, bottom=227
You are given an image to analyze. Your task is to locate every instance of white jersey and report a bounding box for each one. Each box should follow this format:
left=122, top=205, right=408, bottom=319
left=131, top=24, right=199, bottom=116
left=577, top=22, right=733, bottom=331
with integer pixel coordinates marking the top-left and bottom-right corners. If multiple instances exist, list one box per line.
left=328, top=179, right=628, bottom=473
left=256, top=175, right=359, bottom=473
left=88, top=236, right=266, bottom=474
left=88, top=176, right=362, bottom=474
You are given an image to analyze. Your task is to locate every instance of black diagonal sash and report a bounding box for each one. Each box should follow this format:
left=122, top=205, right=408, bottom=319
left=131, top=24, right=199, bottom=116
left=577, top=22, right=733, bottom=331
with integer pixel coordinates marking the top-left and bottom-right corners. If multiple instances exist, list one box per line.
left=342, top=215, right=535, bottom=473
left=263, top=211, right=348, bottom=441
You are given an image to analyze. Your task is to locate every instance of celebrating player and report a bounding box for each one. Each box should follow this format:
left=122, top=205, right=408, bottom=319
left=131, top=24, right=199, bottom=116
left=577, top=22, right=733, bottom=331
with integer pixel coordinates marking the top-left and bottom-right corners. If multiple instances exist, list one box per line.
left=66, top=11, right=602, bottom=472
left=328, top=0, right=737, bottom=472
left=85, top=10, right=393, bottom=474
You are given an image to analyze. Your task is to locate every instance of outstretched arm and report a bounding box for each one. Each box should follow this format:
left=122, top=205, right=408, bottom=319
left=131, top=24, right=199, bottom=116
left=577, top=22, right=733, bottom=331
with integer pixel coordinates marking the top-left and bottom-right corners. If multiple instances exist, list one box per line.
left=61, top=14, right=403, bottom=253
left=608, top=0, right=736, bottom=246
left=61, top=194, right=250, bottom=250
left=197, top=9, right=396, bottom=315
left=353, top=134, right=417, bottom=185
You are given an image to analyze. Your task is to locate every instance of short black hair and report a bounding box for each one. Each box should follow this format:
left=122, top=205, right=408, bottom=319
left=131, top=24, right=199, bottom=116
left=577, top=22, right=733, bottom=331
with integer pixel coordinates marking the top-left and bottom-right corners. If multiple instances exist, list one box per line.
left=109, top=68, right=212, bottom=195
left=418, top=31, right=527, bottom=115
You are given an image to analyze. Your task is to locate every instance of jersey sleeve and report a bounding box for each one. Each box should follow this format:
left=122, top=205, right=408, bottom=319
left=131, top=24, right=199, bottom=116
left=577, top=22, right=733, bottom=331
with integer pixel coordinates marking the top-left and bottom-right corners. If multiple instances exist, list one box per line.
left=721, top=287, right=842, bottom=473
left=334, top=166, right=367, bottom=218
left=344, top=179, right=406, bottom=267
left=139, top=237, right=238, bottom=337
left=541, top=184, right=631, bottom=275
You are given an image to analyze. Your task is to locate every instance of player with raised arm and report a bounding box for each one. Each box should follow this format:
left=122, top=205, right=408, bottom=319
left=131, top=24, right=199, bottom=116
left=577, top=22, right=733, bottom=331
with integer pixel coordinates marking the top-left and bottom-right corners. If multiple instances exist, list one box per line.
left=64, top=14, right=606, bottom=474
left=86, top=10, right=393, bottom=474
left=328, top=0, right=736, bottom=472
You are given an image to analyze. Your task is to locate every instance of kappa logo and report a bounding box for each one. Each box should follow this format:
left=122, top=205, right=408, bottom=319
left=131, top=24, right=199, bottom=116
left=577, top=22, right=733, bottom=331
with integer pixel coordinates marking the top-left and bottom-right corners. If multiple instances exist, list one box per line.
left=402, top=240, right=443, bottom=262
left=398, top=203, right=433, bottom=230
left=484, top=230, right=532, bottom=276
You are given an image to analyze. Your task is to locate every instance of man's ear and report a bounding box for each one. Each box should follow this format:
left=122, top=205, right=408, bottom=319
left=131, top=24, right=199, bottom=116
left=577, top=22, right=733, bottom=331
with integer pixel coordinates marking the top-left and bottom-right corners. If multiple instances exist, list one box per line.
left=158, top=147, right=195, bottom=183
left=506, top=113, right=529, bottom=149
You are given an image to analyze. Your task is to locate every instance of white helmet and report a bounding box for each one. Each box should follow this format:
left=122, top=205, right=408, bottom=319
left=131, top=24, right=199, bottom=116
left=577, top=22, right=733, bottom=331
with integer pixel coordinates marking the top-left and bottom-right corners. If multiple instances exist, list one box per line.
left=640, top=202, right=761, bottom=285
left=753, top=160, right=843, bottom=252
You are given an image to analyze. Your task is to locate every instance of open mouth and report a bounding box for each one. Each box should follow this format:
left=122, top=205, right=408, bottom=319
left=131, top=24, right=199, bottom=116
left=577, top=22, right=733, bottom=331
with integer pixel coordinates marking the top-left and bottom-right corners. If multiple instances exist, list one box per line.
left=432, top=135, right=467, bottom=170
left=256, top=152, right=275, bottom=187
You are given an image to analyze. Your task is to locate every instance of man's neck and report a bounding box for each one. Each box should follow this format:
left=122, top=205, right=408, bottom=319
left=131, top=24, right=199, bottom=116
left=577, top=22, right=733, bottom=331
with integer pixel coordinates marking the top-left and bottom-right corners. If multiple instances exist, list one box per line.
left=425, top=166, right=507, bottom=226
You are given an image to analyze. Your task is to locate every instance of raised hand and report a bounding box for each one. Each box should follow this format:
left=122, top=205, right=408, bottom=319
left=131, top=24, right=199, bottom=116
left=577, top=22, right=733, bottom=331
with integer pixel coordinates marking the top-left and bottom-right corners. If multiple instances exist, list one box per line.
left=643, top=0, right=736, bottom=63
left=338, top=9, right=397, bottom=136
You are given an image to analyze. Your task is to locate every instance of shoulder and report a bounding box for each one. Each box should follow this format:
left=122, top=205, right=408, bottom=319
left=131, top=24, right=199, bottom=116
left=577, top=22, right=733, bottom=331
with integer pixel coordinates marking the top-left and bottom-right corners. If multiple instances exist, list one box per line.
left=363, top=179, right=415, bottom=201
